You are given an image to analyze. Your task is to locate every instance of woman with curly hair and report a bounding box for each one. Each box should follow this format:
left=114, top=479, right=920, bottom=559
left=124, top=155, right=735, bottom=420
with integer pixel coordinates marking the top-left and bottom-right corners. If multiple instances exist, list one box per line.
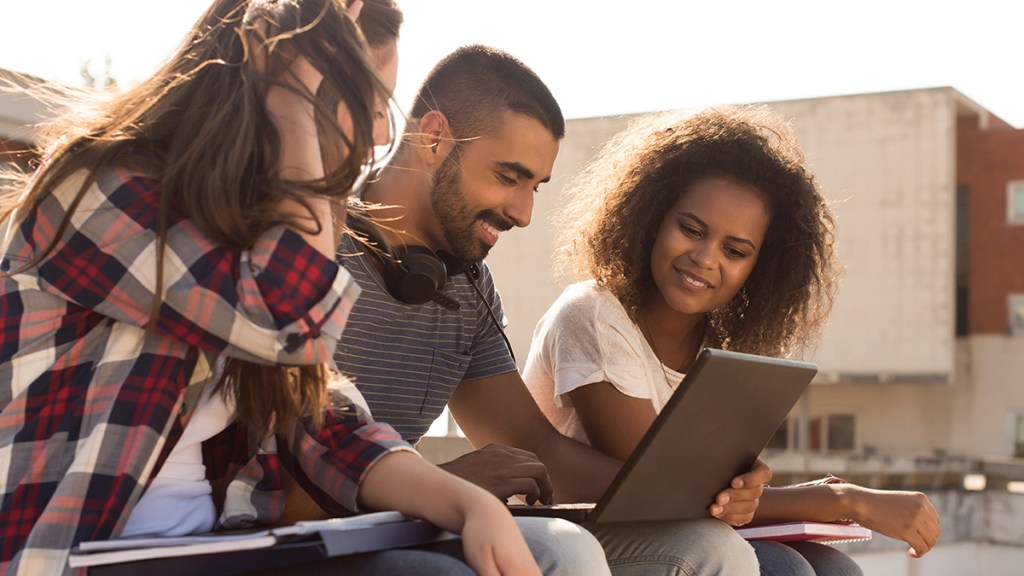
left=524, top=106, right=940, bottom=575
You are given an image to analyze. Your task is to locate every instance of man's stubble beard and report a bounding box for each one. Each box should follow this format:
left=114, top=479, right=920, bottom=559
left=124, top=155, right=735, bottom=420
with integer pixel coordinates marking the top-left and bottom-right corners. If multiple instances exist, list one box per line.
left=429, top=153, right=493, bottom=265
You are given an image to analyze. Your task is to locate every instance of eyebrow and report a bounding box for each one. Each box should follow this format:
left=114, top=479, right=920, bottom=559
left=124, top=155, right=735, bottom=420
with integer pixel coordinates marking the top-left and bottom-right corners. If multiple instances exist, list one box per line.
left=495, top=161, right=551, bottom=184
left=680, top=211, right=759, bottom=250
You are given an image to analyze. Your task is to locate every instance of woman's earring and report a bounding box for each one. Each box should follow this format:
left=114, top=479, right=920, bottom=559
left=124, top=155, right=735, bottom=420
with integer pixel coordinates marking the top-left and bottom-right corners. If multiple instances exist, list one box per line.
left=738, top=286, right=750, bottom=315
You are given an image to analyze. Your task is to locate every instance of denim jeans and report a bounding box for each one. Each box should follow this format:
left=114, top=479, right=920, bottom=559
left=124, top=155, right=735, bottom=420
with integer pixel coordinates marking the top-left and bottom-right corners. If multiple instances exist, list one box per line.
left=244, top=548, right=477, bottom=576
left=248, top=516, right=610, bottom=576
left=586, top=518, right=760, bottom=576
left=750, top=540, right=864, bottom=576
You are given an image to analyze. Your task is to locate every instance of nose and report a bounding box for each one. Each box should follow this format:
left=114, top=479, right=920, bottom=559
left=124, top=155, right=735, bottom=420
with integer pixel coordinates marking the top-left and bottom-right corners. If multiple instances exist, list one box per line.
left=689, top=241, right=716, bottom=269
left=504, top=188, right=534, bottom=228
left=372, top=107, right=391, bottom=147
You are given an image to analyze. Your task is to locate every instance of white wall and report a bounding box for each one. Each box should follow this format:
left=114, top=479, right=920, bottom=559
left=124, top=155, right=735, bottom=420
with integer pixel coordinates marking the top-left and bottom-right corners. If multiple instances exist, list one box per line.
left=766, top=89, right=958, bottom=381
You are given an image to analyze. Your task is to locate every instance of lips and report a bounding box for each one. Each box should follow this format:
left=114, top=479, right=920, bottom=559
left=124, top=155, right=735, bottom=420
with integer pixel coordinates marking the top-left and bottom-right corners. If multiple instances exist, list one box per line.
left=478, top=219, right=503, bottom=245
left=676, top=268, right=713, bottom=290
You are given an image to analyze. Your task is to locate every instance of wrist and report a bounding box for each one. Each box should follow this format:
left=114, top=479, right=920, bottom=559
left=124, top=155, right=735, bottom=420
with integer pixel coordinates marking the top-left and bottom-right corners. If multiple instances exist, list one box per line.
left=832, top=482, right=863, bottom=522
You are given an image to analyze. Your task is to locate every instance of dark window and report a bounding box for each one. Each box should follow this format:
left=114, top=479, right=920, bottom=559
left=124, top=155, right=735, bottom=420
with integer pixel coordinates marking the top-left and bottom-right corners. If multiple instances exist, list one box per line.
left=827, top=414, right=856, bottom=451
left=1015, top=414, right=1024, bottom=458
left=955, top=184, right=970, bottom=336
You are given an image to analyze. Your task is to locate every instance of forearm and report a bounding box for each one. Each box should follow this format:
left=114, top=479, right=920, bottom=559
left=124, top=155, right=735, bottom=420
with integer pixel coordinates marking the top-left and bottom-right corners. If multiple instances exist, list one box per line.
left=264, top=56, right=337, bottom=260
left=535, top=432, right=622, bottom=504
left=358, top=451, right=492, bottom=533
left=752, top=484, right=856, bottom=525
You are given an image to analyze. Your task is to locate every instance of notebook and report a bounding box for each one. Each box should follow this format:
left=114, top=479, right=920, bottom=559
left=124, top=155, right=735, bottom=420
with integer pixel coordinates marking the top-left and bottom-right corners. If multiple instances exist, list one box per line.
left=735, top=521, right=872, bottom=544
left=510, top=348, right=816, bottom=524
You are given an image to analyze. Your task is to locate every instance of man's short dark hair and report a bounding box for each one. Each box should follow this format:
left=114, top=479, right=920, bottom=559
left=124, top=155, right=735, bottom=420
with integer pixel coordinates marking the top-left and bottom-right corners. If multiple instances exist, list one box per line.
left=409, top=44, right=565, bottom=141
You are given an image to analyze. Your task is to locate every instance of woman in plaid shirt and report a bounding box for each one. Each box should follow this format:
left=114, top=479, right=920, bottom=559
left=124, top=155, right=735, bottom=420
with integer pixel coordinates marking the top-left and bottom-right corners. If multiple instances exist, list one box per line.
left=0, top=1, right=541, bottom=575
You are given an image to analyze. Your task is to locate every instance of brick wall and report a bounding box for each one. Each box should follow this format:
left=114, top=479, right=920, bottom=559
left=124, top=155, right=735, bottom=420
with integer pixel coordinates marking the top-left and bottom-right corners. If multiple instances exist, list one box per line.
left=957, top=115, right=1024, bottom=334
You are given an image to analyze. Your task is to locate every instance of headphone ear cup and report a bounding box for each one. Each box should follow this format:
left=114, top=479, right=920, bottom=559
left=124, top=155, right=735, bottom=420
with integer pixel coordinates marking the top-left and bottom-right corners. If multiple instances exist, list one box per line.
left=390, top=247, right=448, bottom=305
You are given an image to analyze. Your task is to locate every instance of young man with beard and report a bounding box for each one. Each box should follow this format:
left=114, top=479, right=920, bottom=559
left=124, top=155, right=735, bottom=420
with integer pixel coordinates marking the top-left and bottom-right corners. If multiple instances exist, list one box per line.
left=334, top=45, right=766, bottom=575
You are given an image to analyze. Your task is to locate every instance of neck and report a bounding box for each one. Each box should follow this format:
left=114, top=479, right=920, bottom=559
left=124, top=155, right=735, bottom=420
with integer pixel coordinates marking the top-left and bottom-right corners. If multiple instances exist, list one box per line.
left=635, top=298, right=706, bottom=373
left=361, top=150, right=441, bottom=250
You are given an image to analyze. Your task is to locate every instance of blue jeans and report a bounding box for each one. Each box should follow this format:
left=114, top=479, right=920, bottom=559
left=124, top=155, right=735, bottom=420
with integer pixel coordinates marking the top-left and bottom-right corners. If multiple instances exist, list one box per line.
left=750, top=541, right=864, bottom=576
left=587, top=518, right=760, bottom=576
left=518, top=516, right=612, bottom=575
left=249, top=516, right=610, bottom=576
left=245, top=548, right=477, bottom=575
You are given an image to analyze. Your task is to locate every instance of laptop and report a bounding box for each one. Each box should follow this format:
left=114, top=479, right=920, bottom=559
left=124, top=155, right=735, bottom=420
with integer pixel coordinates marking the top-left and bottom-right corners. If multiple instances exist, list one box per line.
left=510, top=348, right=816, bottom=524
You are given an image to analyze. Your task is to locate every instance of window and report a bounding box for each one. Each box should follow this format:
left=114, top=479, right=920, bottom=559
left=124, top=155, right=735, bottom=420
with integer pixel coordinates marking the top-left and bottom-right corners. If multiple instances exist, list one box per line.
left=1009, top=181, right=1024, bottom=225
left=827, top=415, right=856, bottom=451
left=1013, top=413, right=1024, bottom=458
left=1010, top=294, right=1024, bottom=336
left=956, top=184, right=970, bottom=335
left=809, top=414, right=856, bottom=452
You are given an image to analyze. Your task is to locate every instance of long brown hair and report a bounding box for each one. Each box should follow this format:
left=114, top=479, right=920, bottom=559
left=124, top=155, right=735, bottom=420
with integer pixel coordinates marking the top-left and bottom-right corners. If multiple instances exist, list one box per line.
left=558, top=106, right=841, bottom=358
left=1, top=0, right=387, bottom=436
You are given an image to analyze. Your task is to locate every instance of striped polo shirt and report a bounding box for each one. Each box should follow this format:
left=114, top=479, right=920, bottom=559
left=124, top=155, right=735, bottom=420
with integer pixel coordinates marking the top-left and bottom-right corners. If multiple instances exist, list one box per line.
left=334, top=234, right=518, bottom=443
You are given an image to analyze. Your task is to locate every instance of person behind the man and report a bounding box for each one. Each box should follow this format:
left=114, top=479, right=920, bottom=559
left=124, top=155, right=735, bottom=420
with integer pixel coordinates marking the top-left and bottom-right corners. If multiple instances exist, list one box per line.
left=335, top=44, right=766, bottom=575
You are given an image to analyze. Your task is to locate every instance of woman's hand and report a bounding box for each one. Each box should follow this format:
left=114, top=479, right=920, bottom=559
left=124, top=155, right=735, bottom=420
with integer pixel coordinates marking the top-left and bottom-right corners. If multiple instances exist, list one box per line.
left=358, top=451, right=541, bottom=576
left=846, top=485, right=940, bottom=557
left=710, top=458, right=771, bottom=526
left=458, top=490, right=543, bottom=576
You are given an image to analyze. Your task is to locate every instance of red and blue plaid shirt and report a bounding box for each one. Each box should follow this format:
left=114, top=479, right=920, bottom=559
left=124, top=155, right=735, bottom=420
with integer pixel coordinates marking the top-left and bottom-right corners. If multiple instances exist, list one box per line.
left=0, top=165, right=413, bottom=575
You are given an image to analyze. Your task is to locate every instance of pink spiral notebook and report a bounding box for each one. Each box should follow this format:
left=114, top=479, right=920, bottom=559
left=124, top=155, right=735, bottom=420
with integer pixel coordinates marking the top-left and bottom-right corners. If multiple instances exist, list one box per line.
left=736, top=521, right=872, bottom=545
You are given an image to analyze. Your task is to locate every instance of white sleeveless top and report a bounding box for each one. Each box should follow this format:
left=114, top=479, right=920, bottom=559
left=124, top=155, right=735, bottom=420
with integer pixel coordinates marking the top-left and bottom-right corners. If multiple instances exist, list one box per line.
left=121, top=384, right=235, bottom=537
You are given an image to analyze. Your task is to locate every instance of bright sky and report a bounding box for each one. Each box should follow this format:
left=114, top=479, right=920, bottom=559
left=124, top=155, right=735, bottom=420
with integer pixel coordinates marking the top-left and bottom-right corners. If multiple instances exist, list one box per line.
left=2, top=0, right=1023, bottom=127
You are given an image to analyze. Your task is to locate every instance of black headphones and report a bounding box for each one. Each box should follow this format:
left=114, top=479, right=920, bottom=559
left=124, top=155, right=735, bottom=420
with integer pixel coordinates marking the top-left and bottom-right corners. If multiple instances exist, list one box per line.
left=346, top=211, right=516, bottom=360
left=347, top=212, right=461, bottom=310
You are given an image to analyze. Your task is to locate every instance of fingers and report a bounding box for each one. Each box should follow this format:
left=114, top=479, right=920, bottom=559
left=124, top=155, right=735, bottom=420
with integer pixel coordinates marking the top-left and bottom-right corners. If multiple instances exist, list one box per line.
left=908, top=505, right=941, bottom=557
left=733, top=458, right=773, bottom=489
left=345, top=0, right=364, bottom=21
left=499, top=464, right=553, bottom=504
left=460, top=500, right=542, bottom=576
left=491, top=545, right=543, bottom=576
left=710, top=484, right=761, bottom=526
left=710, top=493, right=759, bottom=526
left=440, top=445, right=553, bottom=503
left=504, top=476, right=546, bottom=506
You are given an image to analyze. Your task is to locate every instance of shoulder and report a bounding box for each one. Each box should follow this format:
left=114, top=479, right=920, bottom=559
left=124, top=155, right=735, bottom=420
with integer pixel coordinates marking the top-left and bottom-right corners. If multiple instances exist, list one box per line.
left=550, top=281, right=629, bottom=324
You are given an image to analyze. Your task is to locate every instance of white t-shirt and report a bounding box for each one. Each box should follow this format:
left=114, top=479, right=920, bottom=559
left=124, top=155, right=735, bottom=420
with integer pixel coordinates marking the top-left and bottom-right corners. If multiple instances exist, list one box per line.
left=121, top=384, right=235, bottom=537
left=523, top=281, right=683, bottom=446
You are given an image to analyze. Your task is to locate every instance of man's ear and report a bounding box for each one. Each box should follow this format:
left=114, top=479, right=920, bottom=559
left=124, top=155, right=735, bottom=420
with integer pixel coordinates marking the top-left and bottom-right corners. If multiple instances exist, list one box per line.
left=416, top=110, right=455, bottom=166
